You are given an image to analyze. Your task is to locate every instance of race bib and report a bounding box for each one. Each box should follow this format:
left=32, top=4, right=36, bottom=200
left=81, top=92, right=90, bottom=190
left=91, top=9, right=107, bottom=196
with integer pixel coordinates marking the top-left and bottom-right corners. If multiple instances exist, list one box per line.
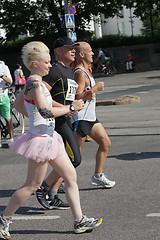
left=65, top=78, right=78, bottom=101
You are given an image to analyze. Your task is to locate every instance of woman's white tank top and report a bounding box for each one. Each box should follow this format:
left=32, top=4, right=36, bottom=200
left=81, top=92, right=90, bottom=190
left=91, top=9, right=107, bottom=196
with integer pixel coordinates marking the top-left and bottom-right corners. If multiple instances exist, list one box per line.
left=24, top=80, right=55, bottom=136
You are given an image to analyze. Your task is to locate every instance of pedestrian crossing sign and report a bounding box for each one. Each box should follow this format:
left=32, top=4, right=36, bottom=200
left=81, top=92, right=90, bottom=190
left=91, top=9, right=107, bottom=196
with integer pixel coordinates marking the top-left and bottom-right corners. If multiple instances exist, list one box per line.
left=71, top=32, right=77, bottom=41
left=65, top=14, right=75, bottom=28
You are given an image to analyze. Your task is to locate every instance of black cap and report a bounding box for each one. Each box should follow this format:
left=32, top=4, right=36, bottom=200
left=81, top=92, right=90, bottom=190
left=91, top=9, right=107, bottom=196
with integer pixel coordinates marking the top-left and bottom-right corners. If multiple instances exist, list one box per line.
left=54, top=36, right=79, bottom=49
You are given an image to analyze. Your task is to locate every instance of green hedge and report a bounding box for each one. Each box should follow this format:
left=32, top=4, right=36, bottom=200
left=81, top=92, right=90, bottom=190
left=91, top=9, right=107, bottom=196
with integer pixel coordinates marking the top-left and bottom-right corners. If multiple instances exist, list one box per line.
left=0, top=34, right=160, bottom=54
left=0, top=34, right=59, bottom=54
left=89, top=35, right=160, bottom=49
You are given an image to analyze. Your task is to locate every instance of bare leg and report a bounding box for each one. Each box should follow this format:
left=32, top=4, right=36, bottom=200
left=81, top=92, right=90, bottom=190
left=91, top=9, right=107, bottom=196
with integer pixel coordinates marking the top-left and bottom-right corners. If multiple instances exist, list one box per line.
left=74, top=123, right=111, bottom=174
left=49, top=152, right=82, bottom=220
left=44, top=132, right=84, bottom=193
left=89, top=123, right=111, bottom=174
left=5, top=118, right=13, bottom=139
left=44, top=170, right=63, bottom=191
left=4, top=159, right=48, bottom=219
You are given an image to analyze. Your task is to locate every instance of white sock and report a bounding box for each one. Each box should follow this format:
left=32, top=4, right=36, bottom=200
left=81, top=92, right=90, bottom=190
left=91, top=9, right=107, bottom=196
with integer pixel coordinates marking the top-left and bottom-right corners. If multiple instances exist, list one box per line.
left=94, top=173, right=103, bottom=178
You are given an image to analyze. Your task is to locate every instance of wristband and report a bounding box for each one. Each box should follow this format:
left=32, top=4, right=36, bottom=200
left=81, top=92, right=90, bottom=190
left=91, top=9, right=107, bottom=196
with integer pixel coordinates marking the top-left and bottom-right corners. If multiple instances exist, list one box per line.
left=0, top=75, right=4, bottom=78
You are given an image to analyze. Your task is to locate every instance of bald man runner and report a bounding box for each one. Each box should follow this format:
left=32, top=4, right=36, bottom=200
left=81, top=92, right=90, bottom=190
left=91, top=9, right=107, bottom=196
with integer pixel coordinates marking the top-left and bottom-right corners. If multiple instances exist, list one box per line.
left=72, top=42, right=115, bottom=188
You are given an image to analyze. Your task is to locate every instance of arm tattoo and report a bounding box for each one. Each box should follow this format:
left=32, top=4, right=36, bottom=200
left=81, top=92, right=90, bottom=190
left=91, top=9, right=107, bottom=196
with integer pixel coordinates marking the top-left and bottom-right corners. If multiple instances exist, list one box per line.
left=38, top=108, right=54, bottom=118
left=24, top=80, right=40, bottom=95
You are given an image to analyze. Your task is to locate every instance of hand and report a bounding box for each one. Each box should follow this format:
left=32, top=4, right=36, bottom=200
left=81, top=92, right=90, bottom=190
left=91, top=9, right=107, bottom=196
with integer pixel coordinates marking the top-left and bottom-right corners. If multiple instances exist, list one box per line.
left=97, top=81, right=104, bottom=91
left=84, top=90, right=94, bottom=101
left=66, top=112, right=73, bottom=117
left=72, top=99, right=84, bottom=111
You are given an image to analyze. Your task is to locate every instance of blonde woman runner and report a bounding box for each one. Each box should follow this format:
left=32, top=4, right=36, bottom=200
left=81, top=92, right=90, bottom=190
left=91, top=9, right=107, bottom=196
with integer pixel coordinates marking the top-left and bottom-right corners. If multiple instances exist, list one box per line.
left=0, top=41, right=102, bottom=239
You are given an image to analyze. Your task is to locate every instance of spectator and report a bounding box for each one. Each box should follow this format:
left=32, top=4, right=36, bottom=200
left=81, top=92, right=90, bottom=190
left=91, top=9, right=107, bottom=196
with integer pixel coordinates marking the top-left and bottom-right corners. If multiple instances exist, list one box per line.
left=125, top=53, right=135, bottom=71
left=0, top=61, right=13, bottom=147
left=14, top=64, right=26, bottom=96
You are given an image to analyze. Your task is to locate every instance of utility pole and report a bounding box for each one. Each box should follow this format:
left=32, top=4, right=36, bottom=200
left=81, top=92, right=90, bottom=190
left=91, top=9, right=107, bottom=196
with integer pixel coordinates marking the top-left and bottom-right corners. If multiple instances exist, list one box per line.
left=129, top=7, right=134, bottom=37
left=64, top=0, right=71, bottom=37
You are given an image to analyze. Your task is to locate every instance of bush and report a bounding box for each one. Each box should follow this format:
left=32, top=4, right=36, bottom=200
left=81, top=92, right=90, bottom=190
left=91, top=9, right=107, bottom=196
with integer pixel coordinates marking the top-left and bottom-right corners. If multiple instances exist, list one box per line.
left=0, top=34, right=160, bottom=54
left=89, top=35, right=160, bottom=49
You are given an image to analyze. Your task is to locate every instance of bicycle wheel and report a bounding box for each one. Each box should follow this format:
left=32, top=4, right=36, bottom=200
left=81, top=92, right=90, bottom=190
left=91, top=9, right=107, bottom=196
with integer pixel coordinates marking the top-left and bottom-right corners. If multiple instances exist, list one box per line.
left=109, top=66, right=117, bottom=76
left=11, top=108, right=25, bottom=136
left=0, top=117, right=8, bottom=138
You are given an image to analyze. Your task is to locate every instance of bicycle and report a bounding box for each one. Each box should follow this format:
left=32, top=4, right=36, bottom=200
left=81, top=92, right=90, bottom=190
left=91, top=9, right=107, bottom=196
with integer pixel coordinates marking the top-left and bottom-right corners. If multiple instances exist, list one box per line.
left=0, top=88, right=25, bottom=140
left=92, top=61, right=116, bottom=78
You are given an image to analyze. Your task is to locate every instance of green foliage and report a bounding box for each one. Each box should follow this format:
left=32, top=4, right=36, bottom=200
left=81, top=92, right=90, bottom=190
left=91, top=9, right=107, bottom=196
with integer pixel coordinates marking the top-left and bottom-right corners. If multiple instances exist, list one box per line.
left=0, top=0, right=124, bottom=42
left=122, top=0, right=160, bottom=38
left=141, top=9, right=160, bottom=37
left=1, top=34, right=159, bottom=54
left=89, top=35, right=159, bottom=49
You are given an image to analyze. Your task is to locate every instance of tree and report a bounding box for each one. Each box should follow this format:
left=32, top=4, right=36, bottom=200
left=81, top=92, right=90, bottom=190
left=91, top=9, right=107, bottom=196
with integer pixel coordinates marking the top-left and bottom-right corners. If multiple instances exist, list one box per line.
left=0, top=0, right=124, bottom=42
left=122, top=0, right=160, bottom=38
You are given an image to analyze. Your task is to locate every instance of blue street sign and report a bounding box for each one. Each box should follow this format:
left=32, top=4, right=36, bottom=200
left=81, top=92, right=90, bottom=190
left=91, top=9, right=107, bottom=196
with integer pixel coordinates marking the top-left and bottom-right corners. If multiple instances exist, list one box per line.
left=68, top=5, right=76, bottom=15
left=65, top=14, right=75, bottom=28
left=71, top=32, right=77, bottom=41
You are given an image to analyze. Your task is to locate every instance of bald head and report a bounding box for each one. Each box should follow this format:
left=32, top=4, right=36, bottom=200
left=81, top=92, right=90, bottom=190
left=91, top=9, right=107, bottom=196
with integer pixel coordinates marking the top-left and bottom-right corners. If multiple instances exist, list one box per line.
left=75, top=42, right=90, bottom=56
left=75, top=42, right=94, bottom=65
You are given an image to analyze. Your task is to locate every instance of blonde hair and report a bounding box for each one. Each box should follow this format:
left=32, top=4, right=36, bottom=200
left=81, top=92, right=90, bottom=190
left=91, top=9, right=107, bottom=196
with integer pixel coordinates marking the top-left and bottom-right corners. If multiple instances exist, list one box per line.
left=22, top=41, right=50, bottom=70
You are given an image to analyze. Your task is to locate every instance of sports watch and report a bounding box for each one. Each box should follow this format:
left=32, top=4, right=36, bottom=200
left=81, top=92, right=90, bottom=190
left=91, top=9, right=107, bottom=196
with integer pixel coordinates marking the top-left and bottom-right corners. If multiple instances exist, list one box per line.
left=70, top=104, right=75, bottom=112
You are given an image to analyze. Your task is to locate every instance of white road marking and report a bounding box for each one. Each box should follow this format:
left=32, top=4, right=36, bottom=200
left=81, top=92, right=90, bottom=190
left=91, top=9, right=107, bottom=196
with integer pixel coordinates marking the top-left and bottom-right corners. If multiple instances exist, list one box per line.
left=12, top=215, right=60, bottom=220
left=146, top=213, right=160, bottom=217
left=137, top=91, right=148, bottom=94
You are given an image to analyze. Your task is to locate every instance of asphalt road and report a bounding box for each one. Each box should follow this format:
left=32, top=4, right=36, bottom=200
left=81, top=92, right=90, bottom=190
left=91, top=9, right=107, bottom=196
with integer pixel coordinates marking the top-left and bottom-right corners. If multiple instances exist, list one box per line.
left=0, top=70, right=160, bottom=240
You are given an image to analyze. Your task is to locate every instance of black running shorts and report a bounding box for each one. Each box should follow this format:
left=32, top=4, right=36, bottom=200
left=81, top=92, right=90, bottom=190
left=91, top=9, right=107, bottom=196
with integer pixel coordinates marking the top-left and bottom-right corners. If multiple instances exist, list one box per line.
left=73, top=119, right=99, bottom=138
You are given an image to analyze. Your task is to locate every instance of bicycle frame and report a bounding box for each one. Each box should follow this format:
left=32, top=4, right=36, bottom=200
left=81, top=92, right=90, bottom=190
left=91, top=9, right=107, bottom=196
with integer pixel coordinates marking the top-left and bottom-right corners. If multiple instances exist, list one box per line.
left=0, top=88, right=25, bottom=140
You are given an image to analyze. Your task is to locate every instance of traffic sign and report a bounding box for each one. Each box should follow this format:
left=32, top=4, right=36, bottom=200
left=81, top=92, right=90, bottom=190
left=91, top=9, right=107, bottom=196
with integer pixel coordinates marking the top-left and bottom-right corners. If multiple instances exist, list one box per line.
left=68, top=5, right=76, bottom=15
left=65, top=14, right=75, bottom=28
left=70, top=32, right=77, bottom=41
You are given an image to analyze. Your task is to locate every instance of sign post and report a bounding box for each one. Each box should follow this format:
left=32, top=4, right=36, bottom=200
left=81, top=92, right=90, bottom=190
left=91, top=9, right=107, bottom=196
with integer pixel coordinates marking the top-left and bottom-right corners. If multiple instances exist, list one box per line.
left=64, top=0, right=77, bottom=40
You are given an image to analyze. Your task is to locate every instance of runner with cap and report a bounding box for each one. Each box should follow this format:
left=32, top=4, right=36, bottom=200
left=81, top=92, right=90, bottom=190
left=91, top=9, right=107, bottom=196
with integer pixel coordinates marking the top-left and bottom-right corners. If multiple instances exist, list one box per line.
left=36, top=37, right=93, bottom=210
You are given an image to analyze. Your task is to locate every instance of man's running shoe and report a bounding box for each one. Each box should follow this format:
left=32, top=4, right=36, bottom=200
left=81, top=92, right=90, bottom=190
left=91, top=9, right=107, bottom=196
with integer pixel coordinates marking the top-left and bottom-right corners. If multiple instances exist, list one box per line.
left=74, top=215, right=102, bottom=234
left=58, top=181, right=65, bottom=193
left=36, top=186, right=51, bottom=210
left=0, top=212, right=11, bottom=239
left=48, top=195, right=70, bottom=210
left=36, top=187, right=70, bottom=210
left=91, top=173, right=115, bottom=188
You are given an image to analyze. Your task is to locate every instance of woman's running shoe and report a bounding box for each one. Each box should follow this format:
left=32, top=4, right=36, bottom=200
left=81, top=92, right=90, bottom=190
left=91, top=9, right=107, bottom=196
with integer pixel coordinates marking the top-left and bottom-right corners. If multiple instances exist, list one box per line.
left=74, top=215, right=102, bottom=234
left=0, top=212, right=11, bottom=239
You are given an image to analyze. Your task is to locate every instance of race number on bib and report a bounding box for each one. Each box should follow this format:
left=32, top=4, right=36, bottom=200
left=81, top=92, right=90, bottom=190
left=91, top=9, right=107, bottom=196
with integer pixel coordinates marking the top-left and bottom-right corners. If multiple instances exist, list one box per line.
left=65, top=78, right=78, bottom=101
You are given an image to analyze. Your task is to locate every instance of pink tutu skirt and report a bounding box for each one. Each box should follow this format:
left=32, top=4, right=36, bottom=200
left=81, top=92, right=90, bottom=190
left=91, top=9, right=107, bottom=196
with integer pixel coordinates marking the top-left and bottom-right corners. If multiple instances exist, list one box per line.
left=9, top=131, right=65, bottom=162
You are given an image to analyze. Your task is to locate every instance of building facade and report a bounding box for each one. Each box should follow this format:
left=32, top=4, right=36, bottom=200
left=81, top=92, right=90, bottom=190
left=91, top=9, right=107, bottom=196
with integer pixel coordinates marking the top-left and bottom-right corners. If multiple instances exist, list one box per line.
left=93, top=6, right=143, bottom=38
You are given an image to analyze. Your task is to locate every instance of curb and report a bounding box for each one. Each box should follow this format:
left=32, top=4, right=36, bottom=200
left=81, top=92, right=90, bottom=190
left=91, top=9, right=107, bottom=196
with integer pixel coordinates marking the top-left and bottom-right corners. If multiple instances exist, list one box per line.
left=96, top=96, right=140, bottom=106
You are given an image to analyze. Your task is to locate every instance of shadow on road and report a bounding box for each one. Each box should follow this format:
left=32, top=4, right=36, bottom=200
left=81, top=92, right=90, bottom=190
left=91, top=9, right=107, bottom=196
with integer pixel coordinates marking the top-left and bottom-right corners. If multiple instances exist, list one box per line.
left=0, top=205, right=46, bottom=215
left=108, top=152, right=160, bottom=161
left=146, top=75, right=160, bottom=79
